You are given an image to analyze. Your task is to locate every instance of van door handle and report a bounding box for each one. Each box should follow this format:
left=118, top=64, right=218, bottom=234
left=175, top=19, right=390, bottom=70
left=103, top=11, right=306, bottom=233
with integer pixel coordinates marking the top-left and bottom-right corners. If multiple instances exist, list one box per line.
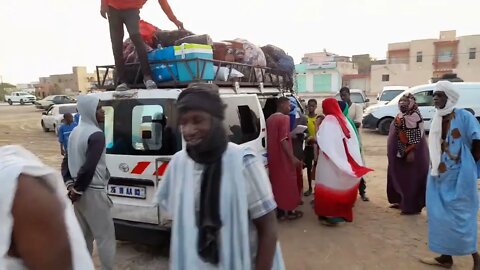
left=262, top=137, right=266, bottom=148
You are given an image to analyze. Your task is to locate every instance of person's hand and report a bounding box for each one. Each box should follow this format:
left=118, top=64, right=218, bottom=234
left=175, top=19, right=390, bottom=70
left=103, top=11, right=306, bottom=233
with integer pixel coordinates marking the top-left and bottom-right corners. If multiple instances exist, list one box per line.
left=173, top=19, right=184, bottom=30
left=60, top=148, right=65, bottom=156
left=406, top=152, right=415, bottom=163
left=307, top=136, right=316, bottom=144
left=68, top=189, right=82, bottom=203
left=100, top=4, right=108, bottom=19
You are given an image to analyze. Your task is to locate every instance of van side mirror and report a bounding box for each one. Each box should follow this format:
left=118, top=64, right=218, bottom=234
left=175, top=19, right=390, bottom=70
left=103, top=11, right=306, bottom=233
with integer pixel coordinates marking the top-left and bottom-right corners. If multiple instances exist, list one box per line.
left=376, top=97, right=379, bottom=100
left=365, top=98, right=370, bottom=102
left=42, top=112, right=47, bottom=115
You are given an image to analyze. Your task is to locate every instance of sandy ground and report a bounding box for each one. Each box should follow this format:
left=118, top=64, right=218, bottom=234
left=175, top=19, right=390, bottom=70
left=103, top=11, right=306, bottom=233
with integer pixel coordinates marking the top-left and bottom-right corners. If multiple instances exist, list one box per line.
left=1, top=103, right=478, bottom=270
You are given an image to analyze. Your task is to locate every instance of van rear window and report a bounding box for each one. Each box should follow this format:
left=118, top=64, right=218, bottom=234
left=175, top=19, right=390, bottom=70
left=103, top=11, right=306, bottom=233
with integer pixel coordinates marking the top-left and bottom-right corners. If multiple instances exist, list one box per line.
left=101, top=99, right=181, bottom=156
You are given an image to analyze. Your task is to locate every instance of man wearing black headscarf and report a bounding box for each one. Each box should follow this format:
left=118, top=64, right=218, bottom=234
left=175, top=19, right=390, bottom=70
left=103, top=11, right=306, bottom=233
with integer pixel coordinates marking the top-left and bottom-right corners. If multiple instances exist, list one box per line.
left=155, top=83, right=285, bottom=269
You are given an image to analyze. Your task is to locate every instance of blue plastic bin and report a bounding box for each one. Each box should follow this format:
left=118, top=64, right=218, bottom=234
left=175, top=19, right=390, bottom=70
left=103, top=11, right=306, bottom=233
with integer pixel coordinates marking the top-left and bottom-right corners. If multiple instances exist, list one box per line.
left=174, top=44, right=214, bottom=81
left=147, top=46, right=178, bottom=82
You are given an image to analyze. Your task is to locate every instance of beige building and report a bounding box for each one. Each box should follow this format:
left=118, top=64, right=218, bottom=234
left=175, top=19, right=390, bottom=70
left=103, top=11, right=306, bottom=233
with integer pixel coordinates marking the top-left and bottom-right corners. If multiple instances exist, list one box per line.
left=36, top=66, right=113, bottom=98
left=371, top=30, right=480, bottom=94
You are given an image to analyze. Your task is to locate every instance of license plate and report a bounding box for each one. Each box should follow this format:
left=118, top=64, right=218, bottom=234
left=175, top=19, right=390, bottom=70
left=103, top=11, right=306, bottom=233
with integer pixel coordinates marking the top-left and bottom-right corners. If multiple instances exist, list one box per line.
left=108, top=185, right=146, bottom=199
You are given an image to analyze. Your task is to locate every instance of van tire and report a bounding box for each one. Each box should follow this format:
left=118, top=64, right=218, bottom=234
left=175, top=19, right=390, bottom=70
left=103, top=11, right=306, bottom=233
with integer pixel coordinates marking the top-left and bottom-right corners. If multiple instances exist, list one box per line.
left=378, top=118, right=393, bottom=135
left=20, top=99, right=24, bottom=105
left=7, top=99, right=12, bottom=105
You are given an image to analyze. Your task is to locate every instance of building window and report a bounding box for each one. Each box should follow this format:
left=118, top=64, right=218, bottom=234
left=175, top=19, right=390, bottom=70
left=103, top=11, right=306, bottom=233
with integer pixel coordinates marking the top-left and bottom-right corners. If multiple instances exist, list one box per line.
left=469, top=48, right=476, bottom=59
left=382, top=74, right=390, bottom=82
left=416, top=51, right=423, bottom=62
left=438, top=50, right=453, bottom=62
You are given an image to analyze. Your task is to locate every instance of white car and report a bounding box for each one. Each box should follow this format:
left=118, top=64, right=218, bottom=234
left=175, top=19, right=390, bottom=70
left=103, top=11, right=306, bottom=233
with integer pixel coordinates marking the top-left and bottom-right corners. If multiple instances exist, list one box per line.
left=363, top=82, right=480, bottom=135
left=4, top=92, right=36, bottom=105
left=41, top=104, right=77, bottom=134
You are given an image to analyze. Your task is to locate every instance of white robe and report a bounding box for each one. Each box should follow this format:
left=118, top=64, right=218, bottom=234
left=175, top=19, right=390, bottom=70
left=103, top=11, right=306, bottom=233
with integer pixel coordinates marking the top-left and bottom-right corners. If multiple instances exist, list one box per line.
left=156, top=143, right=285, bottom=270
left=0, top=145, right=94, bottom=270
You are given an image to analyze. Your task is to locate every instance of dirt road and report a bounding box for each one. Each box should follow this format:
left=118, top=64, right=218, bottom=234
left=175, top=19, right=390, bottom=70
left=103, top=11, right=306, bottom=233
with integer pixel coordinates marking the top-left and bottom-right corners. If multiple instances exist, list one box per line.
left=1, top=104, right=477, bottom=270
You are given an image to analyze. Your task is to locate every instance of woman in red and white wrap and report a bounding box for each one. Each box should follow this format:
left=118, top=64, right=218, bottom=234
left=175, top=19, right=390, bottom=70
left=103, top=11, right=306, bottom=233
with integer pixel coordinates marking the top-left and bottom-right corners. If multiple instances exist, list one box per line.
left=314, top=98, right=373, bottom=226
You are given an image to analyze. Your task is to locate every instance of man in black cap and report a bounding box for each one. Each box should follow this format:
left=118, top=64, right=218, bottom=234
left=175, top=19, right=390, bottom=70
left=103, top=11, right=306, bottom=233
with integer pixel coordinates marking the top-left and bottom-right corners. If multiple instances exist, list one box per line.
left=155, top=83, right=284, bottom=269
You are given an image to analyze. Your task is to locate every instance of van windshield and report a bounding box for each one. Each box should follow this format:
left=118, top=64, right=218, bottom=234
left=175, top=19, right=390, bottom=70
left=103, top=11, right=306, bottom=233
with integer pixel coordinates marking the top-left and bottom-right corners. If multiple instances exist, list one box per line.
left=380, top=90, right=404, bottom=102
left=101, top=99, right=181, bottom=156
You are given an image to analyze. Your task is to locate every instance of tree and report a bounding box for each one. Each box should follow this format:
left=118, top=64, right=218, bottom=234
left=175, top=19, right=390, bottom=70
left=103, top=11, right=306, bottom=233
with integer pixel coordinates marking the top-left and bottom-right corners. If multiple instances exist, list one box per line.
left=0, top=82, right=16, bottom=101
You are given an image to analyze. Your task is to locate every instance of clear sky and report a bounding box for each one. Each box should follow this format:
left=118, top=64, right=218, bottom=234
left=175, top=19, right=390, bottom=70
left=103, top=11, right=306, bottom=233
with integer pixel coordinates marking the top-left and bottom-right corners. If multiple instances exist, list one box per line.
left=1, top=0, right=479, bottom=84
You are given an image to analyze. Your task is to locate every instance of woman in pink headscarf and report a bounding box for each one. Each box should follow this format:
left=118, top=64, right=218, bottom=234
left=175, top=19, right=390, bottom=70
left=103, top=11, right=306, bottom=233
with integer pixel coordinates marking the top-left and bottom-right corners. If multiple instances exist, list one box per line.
left=386, top=93, right=429, bottom=215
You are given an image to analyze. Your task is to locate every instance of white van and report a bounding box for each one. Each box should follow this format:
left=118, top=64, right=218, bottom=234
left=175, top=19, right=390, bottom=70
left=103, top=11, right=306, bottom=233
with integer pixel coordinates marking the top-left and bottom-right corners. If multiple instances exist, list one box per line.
left=362, top=82, right=480, bottom=135
left=376, top=86, right=408, bottom=106
left=90, top=85, right=301, bottom=244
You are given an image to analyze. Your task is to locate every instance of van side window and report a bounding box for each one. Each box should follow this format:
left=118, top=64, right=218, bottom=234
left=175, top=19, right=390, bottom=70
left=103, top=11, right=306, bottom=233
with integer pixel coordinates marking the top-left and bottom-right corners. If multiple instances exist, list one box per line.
left=262, top=98, right=277, bottom=120
left=414, top=90, right=434, bottom=106
left=223, top=97, right=261, bottom=144
left=132, top=105, right=165, bottom=151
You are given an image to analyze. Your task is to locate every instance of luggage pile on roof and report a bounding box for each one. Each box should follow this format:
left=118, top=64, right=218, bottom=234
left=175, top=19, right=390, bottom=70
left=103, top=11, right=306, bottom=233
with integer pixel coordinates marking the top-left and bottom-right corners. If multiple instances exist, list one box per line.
left=121, top=20, right=294, bottom=88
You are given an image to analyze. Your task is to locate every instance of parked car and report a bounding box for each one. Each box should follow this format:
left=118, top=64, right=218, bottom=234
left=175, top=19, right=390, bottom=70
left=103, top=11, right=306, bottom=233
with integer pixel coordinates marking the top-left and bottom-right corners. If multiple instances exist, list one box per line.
left=376, top=86, right=408, bottom=105
left=363, top=86, right=409, bottom=114
left=4, top=92, right=36, bottom=105
left=35, top=95, right=76, bottom=110
left=363, top=82, right=480, bottom=135
left=335, top=89, right=370, bottom=110
left=41, top=104, right=78, bottom=134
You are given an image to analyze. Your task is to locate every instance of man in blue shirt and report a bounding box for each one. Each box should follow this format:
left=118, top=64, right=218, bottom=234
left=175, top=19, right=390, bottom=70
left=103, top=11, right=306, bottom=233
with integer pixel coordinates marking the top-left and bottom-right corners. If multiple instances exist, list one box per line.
left=58, top=113, right=78, bottom=183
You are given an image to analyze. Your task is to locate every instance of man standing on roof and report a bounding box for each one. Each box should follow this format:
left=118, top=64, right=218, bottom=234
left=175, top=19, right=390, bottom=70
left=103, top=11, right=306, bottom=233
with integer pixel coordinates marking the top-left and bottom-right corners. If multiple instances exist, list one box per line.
left=100, top=0, right=184, bottom=91
left=67, top=95, right=116, bottom=270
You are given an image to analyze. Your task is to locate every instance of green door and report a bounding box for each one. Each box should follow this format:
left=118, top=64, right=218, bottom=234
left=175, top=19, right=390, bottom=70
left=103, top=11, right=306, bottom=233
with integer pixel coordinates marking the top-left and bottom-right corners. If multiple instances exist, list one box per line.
left=313, top=74, right=331, bottom=93
left=295, top=75, right=307, bottom=93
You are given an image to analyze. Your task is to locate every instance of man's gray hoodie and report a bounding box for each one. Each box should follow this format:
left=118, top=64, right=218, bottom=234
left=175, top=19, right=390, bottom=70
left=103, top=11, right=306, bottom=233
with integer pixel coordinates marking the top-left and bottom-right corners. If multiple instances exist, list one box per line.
left=68, top=95, right=109, bottom=192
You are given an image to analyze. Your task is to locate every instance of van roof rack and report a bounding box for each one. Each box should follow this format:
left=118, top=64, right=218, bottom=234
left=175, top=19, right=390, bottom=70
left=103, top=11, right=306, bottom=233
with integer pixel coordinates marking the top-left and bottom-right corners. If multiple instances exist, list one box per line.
left=96, top=58, right=294, bottom=94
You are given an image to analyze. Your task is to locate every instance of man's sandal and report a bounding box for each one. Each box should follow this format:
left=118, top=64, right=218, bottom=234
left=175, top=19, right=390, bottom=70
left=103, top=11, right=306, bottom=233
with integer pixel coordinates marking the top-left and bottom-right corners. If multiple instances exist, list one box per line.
left=420, top=257, right=453, bottom=269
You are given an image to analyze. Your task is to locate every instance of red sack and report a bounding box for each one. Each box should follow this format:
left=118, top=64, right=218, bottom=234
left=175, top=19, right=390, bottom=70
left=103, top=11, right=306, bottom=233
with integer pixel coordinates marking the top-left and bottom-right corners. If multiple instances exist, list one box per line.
left=139, top=20, right=159, bottom=47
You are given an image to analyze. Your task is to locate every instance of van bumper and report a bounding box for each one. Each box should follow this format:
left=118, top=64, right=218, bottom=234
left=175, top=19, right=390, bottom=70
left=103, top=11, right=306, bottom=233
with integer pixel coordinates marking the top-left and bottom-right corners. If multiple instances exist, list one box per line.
left=362, top=113, right=379, bottom=130
left=114, top=219, right=170, bottom=245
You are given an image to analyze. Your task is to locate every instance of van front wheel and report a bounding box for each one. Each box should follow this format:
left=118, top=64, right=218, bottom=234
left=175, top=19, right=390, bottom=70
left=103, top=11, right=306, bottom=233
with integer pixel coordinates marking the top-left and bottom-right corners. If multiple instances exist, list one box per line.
left=378, top=118, right=393, bottom=135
